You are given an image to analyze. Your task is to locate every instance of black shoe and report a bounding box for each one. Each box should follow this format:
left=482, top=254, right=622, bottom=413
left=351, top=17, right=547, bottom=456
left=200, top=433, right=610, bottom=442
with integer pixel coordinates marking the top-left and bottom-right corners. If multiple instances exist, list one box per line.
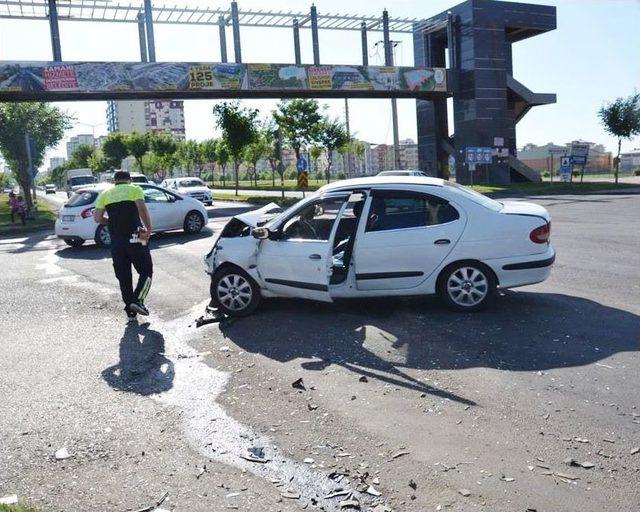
left=129, top=302, right=149, bottom=316
left=125, top=305, right=137, bottom=321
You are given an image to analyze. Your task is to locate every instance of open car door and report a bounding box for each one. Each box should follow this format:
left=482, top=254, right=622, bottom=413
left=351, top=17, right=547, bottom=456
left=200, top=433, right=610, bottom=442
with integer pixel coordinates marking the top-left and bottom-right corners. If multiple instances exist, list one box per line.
left=257, top=193, right=350, bottom=302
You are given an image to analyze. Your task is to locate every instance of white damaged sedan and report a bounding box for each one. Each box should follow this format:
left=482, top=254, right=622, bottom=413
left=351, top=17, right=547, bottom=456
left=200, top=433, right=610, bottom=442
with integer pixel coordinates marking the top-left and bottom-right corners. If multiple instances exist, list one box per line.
left=204, top=177, right=554, bottom=316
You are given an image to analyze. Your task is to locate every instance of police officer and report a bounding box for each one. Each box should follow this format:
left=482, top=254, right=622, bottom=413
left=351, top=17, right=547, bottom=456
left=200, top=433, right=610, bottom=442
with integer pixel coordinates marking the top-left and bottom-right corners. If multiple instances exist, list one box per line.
left=94, top=170, right=153, bottom=320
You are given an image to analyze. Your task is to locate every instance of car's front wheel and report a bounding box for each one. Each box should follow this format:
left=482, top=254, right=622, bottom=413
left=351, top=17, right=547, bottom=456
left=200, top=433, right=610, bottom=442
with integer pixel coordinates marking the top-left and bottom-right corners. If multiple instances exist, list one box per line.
left=94, top=225, right=111, bottom=247
left=438, top=262, right=496, bottom=312
left=184, top=210, right=205, bottom=234
left=210, top=267, right=261, bottom=317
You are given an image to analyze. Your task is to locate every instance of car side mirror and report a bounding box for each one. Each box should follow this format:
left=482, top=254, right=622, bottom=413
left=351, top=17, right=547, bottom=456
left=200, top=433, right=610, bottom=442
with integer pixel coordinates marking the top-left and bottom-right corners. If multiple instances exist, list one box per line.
left=252, top=227, right=270, bottom=240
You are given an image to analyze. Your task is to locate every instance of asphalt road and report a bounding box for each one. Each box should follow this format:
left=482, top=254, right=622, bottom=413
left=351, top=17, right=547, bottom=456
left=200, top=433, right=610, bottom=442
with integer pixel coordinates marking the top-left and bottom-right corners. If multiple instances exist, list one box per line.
left=0, top=193, right=639, bottom=511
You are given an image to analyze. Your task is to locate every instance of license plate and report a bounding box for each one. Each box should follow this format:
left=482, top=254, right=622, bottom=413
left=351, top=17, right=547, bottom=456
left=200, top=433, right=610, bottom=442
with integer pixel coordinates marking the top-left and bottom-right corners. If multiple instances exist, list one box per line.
left=62, top=215, right=75, bottom=222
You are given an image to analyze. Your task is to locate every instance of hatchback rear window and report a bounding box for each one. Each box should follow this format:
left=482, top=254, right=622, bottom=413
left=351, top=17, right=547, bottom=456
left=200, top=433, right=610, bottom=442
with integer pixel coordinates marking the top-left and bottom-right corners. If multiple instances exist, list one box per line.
left=66, top=191, right=98, bottom=207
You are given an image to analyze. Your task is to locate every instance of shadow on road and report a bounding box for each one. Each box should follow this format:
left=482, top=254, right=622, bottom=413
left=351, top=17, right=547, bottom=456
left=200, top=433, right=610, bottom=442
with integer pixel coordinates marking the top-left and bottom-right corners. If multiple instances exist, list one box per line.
left=102, top=322, right=174, bottom=396
left=56, top=229, right=215, bottom=260
left=219, top=291, right=639, bottom=405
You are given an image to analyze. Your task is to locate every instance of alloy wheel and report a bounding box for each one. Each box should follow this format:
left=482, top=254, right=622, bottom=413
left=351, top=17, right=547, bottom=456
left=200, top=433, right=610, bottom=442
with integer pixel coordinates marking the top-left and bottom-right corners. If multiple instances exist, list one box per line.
left=216, top=274, right=253, bottom=311
left=446, top=266, right=489, bottom=307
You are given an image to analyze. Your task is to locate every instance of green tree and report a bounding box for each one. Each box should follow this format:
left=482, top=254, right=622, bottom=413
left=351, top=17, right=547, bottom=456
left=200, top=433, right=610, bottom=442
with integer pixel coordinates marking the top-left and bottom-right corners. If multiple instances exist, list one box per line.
left=309, top=145, right=323, bottom=178
left=262, top=120, right=282, bottom=187
left=148, top=131, right=178, bottom=180
left=125, top=131, right=150, bottom=174
left=213, top=102, right=258, bottom=194
left=243, top=131, right=270, bottom=188
left=352, top=140, right=366, bottom=175
left=318, top=118, right=350, bottom=183
left=598, top=93, right=640, bottom=184
left=0, top=102, right=72, bottom=206
left=49, top=164, right=66, bottom=188
left=101, top=132, right=128, bottom=169
left=216, top=139, right=230, bottom=188
left=68, top=143, right=96, bottom=169
left=199, top=138, right=218, bottom=187
left=176, top=139, right=204, bottom=177
left=87, top=149, right=109, bottom=175
left=272, top=99, right=323, bottom=161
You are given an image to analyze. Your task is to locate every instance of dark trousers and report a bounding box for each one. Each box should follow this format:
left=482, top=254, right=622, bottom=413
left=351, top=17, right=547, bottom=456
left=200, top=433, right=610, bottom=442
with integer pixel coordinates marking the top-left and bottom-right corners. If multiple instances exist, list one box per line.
left=111, top=239, right=153, bottom=307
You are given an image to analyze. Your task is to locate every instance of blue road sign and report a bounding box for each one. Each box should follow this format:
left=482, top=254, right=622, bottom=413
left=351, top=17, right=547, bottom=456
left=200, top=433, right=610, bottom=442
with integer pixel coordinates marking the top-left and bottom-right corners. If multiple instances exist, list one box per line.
left=296, top=157, right=308, bottom=172
left=560, top=156, right=572, bottom=182
left=465, top=147, right=492, bottom=165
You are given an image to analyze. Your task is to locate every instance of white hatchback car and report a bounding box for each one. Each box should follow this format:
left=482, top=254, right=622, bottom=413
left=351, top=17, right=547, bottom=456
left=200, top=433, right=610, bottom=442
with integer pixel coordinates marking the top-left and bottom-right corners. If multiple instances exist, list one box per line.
left=55, top=183, right=209, bottom=247
left=204, top=177, right=554, bottom=316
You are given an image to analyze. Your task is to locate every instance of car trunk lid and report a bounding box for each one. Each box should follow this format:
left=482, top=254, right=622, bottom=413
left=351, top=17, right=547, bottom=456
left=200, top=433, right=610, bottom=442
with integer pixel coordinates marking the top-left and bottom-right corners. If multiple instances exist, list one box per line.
left=500, top=200, right=550, bottom=222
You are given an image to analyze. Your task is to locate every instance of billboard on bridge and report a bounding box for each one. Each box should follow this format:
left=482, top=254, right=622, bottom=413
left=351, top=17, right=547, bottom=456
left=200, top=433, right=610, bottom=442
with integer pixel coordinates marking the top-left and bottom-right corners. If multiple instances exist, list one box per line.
left=0, top=61, right=447, bottom=100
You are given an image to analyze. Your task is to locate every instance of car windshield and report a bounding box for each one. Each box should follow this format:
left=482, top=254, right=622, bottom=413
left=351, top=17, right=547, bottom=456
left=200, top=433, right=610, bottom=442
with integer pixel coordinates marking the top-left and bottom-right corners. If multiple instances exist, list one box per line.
left=265, top=193, right=321, bottom=229
left=66, top=190, right=98, bottom=207
left=179, top=179, right=204, bottom=188
left=70, top=176, right=96, bottom=187
left=445, top=181, right=503, bottom=211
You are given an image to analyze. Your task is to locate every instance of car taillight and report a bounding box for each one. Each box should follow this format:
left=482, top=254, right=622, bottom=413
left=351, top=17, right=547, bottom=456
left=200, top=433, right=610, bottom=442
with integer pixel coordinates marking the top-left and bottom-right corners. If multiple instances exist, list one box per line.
left=81, top=207, right=95, bottom=219
left=530, top=222, right=551, bottom=244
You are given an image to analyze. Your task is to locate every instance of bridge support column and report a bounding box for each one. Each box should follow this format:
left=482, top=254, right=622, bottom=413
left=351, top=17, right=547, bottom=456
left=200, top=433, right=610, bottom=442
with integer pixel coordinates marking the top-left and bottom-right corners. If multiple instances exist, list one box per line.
left=218, top=15, right=228, bottom=62
left=143, top=0, right=156, bottom=62
left=293, top=19, right=301, bottom=65
left=310, top=5, right=320, bottom=65
left=47, top=0, right=62, bottom=61
left=231, top=1, right=242, bottom=63
left=360, top=22, right=368, bottom=66
left=137, top=13, right=148, bottom=62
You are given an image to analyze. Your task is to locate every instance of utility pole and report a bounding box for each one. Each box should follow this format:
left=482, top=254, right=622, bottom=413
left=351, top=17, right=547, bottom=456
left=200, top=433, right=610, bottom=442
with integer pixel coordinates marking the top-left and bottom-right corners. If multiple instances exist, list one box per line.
left=344, top=98, right=352, bottom=177
left=382, top=9, right=401, bottom=170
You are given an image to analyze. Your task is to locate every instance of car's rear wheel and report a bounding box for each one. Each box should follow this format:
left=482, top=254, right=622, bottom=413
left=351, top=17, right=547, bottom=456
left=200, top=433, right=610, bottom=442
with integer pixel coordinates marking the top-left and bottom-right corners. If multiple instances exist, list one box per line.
left=94, top=225, right=111, bottom=247
left=210, top=267, right=260, bottom=317
left=438, top=262, right=496, bottom=312
left=63, top=238, right=84, bottom=248
left=184, top=210, right=205, bottom=234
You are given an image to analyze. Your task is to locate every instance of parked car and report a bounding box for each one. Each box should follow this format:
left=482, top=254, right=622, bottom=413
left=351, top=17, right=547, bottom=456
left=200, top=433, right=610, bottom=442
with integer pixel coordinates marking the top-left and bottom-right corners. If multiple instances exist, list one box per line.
left=55, top=183, right=208, bottom=247
left=45, top=184, right=57, bottom=194
left=130, top=173, right=149, bottom=184
left=377, top=170, right=429, bottom=177
left=163, top=177, right=213, bottom=206
left=204, top=176, right=554, bottom=316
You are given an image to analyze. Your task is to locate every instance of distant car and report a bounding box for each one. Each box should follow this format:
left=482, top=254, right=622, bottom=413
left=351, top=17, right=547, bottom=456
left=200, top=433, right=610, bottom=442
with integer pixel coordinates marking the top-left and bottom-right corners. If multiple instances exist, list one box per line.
left=45, top=184, right=57, bottom=194
left=204, top=176, right=554, bottom=316
left=377, top=170, right=429, bottom=177
left=130, top=173, right=149, bottom=184
left=163, top=177, right=213, bottom=206
left=55, top=183, right=208, bottom=248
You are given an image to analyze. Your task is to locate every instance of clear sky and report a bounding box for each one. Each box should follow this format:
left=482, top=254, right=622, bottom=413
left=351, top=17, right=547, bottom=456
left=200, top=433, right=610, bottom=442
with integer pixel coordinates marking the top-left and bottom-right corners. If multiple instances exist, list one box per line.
left=0, top=0, right=638, bottom=165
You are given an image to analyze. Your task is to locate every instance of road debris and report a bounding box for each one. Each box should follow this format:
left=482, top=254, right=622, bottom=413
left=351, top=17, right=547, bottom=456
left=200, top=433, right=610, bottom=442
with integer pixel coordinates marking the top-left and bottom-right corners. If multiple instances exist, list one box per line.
left=409, top=479, right=417, bottom=490
left=339, top=494, right=361, bottom=509
left=304, top=457, right=315, bottom=464
left=391, top=450, right=410, bottom=459
left=131, top=491, right=169, bottom=512
left=280, top=490, right=301, bottom=499
left=292, top=378, right=306, bottom=390
left=240, top=446, right=269, bottom=463
left=580, top=461, right=595, bottom=469
left=458, top=488, right=471, bottom=497
left=366, top=485, right=382, bottom=496
left=196, top=464, right=208, bottom=479
left=630, top=447, right=639, bottom=455
left=325, top=490, right=350, bottom=499
left=359, top=376, right=368, bottom=383
left=554, top=472, right=578, bottom=481
left=501, top=476, right=515, bottom=482
left=54, top=447, right=71, bottom=460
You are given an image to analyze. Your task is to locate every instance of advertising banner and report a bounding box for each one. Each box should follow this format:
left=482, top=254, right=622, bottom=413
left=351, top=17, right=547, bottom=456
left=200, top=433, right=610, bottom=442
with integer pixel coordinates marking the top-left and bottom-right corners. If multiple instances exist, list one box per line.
left=0, top=61, right=448, bottom=100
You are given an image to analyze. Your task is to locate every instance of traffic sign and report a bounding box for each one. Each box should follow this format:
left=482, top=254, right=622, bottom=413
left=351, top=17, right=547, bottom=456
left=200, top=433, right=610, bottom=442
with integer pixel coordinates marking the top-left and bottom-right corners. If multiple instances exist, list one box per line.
left=570, top=142, right=589, bottom=166
left=465, top=147, right=492, bottom=165
left=560, top=156, right=572, bottom=182
left=296, top=157, right=308, bottom=172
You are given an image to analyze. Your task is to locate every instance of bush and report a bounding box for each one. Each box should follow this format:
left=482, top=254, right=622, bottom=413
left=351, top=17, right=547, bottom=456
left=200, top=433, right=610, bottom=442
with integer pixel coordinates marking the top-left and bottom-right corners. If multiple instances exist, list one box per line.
left=634, top=169, right=640, bottom=176
left=542, top=171, right=550, bottom=178
left=337, top=172, right=346, bottom=180
left=572, top=170, right=580, bottom=177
